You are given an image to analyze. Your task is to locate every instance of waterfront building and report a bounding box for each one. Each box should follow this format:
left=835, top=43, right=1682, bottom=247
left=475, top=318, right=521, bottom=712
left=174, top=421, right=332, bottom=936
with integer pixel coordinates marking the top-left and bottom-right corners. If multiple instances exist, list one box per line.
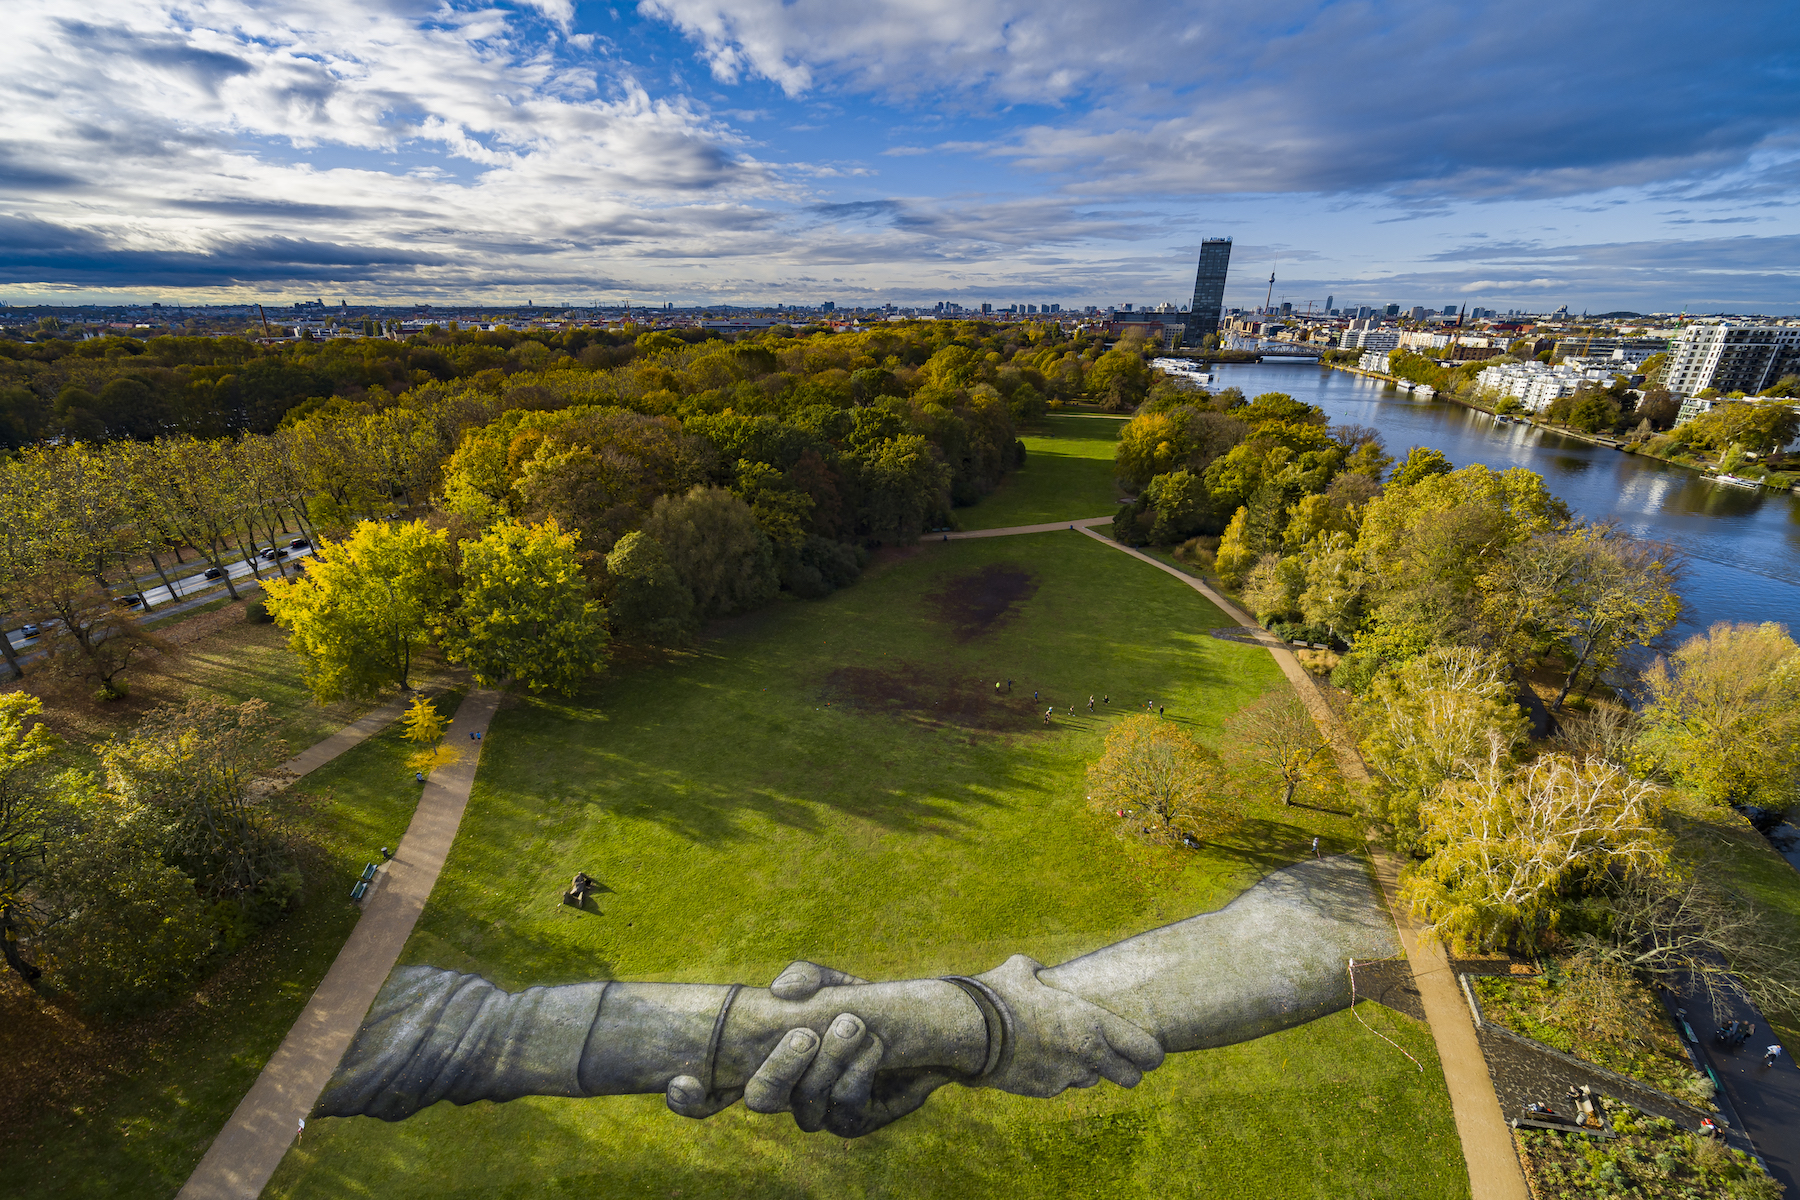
left=1475, top=360, right=1623, bottom=412
left=1663, top=324, right=1800, bottom=396
left=1549, top=336, right=1668, bottom=363
left=1358, top=349, right=1392, bottom=373
left=1188, top=238, right=1232, bottom=341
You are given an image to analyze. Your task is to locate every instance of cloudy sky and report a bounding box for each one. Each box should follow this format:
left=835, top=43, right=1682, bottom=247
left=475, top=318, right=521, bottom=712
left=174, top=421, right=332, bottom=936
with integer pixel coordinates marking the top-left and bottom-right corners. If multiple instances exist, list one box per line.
left=3, top=0, right=1798, bottom=312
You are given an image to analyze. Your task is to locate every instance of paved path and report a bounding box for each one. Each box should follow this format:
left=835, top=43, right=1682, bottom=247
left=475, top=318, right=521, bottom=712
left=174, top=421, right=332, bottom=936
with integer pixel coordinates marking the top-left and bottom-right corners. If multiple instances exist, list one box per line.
left=277, top=694, right=412, bottom=779
left=923, top=515, right=1115, bottom=540
left=1678, top=987, right=1798, bottom=1194
left=177, top=688, right=500, bottom=1200
left=942, top=522, right=1529, bottom=1200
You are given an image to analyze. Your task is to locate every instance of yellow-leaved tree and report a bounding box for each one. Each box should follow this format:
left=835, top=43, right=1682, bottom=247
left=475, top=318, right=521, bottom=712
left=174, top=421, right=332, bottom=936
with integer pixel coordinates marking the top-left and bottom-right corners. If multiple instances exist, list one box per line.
left=1087, top=715, right=1237, bottom=846
left=438, top=519, right=607, bottom=694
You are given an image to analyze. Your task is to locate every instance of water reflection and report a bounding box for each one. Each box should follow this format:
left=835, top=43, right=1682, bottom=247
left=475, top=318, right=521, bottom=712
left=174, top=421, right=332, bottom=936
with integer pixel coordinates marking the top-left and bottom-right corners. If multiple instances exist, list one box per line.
left=1211, top=364, right=1800, bottom=635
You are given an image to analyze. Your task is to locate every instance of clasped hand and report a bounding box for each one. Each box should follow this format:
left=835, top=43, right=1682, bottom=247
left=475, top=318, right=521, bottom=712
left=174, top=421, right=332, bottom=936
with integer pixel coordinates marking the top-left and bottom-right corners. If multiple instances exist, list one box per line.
left=664, top=955, right=1164, bottom=1137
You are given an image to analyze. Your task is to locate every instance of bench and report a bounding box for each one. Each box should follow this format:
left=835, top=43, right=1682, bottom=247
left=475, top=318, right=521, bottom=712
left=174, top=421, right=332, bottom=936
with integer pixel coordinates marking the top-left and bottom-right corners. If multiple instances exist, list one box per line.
left=351, top=861, right=380, bottom=902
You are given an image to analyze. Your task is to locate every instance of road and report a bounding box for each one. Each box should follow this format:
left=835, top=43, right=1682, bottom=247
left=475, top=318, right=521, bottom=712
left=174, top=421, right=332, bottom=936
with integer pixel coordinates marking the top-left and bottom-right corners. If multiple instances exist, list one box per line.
left=3, top=545, right=314, bottom=659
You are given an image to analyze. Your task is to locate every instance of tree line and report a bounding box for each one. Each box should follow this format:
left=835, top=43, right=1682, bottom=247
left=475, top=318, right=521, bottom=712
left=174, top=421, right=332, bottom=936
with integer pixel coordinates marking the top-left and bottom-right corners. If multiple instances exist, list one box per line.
left=1108, top=387, right=1800, bottom=1015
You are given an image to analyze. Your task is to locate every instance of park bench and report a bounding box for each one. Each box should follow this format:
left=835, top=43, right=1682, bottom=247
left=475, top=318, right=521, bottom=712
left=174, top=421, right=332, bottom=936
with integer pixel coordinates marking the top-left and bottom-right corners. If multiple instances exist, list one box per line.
left=1510, top=1086, right=1615, bottom=1140
left=351, top=861, right=379, bottom=902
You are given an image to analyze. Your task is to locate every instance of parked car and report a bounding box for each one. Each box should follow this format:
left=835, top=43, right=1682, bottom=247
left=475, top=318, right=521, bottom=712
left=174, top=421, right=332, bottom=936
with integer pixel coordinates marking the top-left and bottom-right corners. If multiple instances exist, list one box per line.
left=18, top=623, right=39, bottom=638
left=205, top=566, right=225, bottom=580
left=290, top=537, right=311, bottom=550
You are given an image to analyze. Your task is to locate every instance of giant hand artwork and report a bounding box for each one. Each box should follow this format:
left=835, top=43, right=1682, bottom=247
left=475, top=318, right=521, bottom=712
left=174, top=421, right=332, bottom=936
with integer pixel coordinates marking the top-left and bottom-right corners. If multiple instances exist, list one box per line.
left=316, top=855, right=1399, bottom=1137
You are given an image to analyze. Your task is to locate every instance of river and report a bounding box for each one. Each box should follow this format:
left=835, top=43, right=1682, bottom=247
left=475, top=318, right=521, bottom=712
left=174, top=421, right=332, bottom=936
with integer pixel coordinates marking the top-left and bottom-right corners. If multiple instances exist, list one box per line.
left=1208, top=362, right=1800, bottom=638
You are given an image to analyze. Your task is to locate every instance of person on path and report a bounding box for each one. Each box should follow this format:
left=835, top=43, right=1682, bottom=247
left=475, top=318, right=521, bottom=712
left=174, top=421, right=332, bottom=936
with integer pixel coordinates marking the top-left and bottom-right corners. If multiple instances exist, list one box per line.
left=1765, top=1044, right=1783, bottom=1067
left=1737, top=1023, right=1755, bottom=1047
left=415, top=771, right=425, bottom=783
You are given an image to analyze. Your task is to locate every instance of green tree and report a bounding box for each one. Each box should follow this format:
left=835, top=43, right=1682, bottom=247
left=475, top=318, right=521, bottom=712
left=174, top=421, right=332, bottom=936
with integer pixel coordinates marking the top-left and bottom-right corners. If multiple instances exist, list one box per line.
left=1224, top=691, right=1331, bottom=806
left=605, top=529, right=696, bottom=645
left=1389, top=446, right=1454, bottom=487
left=263, top=519, right=455, bottom=701
left=440, top=519, right=608, bottom=694
left=642, top=486, right=779, bottom=619
left=0, top=694, right=59, bottom=982
left=1635, top=622, right=1800, bottom=810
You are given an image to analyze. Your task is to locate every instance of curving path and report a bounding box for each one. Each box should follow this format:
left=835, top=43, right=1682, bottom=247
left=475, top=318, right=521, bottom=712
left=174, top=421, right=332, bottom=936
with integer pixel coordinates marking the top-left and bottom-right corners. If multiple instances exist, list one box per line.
left=177, top=688, right=500, bottom=1200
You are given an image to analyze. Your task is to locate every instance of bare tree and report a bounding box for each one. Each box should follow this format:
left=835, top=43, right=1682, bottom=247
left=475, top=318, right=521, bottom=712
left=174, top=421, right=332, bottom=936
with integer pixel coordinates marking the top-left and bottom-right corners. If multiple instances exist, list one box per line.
left=1226, top=691, right=1330, bottom=807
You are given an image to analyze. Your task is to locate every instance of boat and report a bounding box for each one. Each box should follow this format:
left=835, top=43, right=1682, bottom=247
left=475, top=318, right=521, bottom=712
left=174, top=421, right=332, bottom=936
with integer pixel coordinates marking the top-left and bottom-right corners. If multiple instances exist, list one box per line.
left=1709, top=473, right=1763, bottom=489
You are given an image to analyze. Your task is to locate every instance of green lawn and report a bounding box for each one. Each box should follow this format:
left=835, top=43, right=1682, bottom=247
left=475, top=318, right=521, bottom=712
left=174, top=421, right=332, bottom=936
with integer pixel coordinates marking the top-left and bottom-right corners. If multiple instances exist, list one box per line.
left=957, top=413, right=1127, bottom=530
left=266, top=534, right=1466, bottom=1199
left=1, top=690, right=461, bottom=1199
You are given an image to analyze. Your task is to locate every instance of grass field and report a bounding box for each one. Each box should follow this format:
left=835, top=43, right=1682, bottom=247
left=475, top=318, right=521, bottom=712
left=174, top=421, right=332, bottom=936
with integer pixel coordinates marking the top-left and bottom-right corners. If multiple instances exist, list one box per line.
left=0, top=685, right=462, bottom=1199
left=265, top=533, right=1467, bottom=1200
left=957, top=413, right=1127, bottom=530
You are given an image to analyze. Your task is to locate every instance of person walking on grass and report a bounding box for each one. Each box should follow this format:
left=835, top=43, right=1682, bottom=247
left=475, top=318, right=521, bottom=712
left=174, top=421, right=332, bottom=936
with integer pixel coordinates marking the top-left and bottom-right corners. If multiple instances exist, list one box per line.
left=1765, top=1044, right=1784, bottom=1068
left=1044, top=707, right=1054, bottom=727
left=1088, top=695, right=1095, bottom=712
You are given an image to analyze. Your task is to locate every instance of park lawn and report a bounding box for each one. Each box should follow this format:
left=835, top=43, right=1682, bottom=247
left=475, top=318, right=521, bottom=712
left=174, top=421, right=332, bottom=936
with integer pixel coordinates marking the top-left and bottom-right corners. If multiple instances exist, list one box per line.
left=956, top=413, right=1127, bottom=530
left=0, top=689, right=463, bottom=1200
left=266, top=533, right=1468, bottom=1200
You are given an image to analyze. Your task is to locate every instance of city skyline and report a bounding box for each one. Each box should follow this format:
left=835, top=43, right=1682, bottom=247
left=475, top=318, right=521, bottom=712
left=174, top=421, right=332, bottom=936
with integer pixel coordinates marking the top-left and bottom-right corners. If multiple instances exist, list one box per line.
left=2, top=1, right=1797, bottom=312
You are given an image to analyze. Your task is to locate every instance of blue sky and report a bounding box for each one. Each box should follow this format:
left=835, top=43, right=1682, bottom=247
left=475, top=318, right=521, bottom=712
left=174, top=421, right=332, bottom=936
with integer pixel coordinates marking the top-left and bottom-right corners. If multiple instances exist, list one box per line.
left=2, top=0, right=1797, bottom=312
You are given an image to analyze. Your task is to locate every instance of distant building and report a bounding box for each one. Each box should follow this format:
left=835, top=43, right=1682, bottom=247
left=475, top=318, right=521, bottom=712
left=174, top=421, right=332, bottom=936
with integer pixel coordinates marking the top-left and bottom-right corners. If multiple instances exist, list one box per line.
left=1550, top=336, right=1668, bottom=363
left=1661, top=324, right=1800, bottom=396
left=1188, top=238, right=1232, bottom=341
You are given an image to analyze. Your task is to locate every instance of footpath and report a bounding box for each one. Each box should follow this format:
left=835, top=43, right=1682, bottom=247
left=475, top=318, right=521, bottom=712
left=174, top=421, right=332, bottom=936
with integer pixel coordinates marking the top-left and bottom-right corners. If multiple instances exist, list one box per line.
left=927, top=518, right=1531, bottom=1200
left=177, top=688, right=500, bottom=1200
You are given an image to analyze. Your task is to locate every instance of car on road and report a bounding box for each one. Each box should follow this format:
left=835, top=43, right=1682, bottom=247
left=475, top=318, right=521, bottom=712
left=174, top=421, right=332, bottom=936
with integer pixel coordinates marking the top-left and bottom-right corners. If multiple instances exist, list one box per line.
left=205, top=566, right=225, bottom=580
left=19, top=623, right=39, bottom=638
left=260, top=546, right=290, bottom=561
left=118, top=593, right=146, bottom=608
left=289, top=537, right=310, bottom=550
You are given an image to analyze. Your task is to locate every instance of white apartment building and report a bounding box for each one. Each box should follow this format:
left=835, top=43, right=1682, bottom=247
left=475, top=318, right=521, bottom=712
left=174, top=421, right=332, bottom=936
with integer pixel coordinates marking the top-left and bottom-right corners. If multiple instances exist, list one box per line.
left=1663, top=324, right=1800, bottom=396
left=1358, top=350, right=1391, bottom=373
left=1475, top=360, right=1622, bottom=413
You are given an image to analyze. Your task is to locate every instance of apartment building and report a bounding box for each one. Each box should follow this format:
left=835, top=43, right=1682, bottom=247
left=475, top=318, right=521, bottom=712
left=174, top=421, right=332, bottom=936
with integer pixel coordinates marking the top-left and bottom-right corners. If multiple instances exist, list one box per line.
left=1663, top=324, right=1800, bottom=396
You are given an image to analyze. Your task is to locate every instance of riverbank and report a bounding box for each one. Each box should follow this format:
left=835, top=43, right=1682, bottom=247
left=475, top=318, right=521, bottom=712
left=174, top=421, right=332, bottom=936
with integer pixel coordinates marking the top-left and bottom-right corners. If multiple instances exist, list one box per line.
left=1322, top=363, right=1799, bottom=495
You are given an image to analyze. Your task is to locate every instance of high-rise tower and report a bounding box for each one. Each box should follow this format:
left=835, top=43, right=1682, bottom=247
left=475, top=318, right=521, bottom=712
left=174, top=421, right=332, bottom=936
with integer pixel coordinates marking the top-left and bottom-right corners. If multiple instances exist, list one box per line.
left=1189, top=238, right=1232, bottom=341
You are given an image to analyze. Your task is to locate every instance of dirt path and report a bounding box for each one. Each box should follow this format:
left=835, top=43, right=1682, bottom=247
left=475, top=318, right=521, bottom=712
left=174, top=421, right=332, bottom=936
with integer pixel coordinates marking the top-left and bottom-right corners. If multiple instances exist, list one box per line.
left=1063, top=525, right=1530, bottom=1200
left=176, top=688, right=500, bottom=1200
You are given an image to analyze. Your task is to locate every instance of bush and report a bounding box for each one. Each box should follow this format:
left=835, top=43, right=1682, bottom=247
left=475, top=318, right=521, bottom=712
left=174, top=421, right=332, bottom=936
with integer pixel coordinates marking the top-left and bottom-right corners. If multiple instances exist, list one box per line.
left=93, top=679, right=129, bottom=702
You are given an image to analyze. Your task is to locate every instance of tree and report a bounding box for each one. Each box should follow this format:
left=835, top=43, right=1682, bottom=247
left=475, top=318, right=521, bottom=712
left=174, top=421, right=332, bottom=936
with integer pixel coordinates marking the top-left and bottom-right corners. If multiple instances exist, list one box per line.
left=605, top=529, right=696, bottom=644
left=1402, top=749, right=1667, bottom=953
left=1635, top=622, right=1800, bottom=811
left=439, top=519, right=607, bottom=694
left=0, top=694, right=59, bottom=981
left=25, top=559, right=164, bottom=699
left=1484, top=524, right=1682, bottom=708
left=263, top=520, right=455, bottom=702
left=1355, top=647, right=1532, bottom=850
left=1225, top=691, right=1330, bottom=806
left=1086, top=715, right=1235, bottom=845
left=642, top=487, right=779, bottom=619
left=1389, top=446, right=1453, bottom=487
left=403, top=695, right=446, bottom=745
left=102, top=697, right=292, bottom=907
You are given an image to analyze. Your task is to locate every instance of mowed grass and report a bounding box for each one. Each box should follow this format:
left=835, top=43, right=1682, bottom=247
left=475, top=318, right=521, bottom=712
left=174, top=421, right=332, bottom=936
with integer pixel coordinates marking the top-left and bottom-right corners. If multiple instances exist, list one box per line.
left=1, top=690, right=461, bottom=1200
left=267, top=534, right=1467, bottom=1200
left=957, top=413, right=1127, bottom=530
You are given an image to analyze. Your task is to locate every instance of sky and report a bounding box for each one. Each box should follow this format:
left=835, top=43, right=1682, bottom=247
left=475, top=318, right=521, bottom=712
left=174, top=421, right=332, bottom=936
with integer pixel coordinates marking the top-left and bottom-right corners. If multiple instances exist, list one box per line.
left=2, top=0, right=1798, bottom=313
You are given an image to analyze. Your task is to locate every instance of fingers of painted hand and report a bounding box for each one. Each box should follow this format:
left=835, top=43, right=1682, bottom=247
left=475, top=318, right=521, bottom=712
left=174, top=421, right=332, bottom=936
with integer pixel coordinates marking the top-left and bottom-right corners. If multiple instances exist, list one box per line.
left=664, top=1074, right=742, bottom=1119
left=825, top=1067, right=954, bottom=1139
left=743, top=1027, right=822, bottom=1113
left=769, top=960, right=872, bottom=1001
left=790, top=1014, right=874, bottom=1133
left=972, top=953, right=1165, bottom=1098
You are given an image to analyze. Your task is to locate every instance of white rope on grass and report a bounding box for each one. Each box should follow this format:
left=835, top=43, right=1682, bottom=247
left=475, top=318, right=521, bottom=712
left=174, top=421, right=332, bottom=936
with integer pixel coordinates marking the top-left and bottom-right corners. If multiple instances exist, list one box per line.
left=1349, top=957, right=1425, bottom=1073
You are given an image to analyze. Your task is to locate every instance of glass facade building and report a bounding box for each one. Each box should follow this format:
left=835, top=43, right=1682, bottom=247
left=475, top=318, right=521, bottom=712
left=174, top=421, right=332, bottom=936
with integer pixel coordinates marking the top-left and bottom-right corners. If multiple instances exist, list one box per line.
left=1189, top=238, right=1232, bottom=341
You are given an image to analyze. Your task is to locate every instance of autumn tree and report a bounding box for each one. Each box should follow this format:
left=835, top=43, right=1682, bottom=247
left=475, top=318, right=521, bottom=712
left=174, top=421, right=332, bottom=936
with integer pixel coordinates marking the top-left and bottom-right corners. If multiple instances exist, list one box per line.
left=263, top=520, right=455, bottom=702
left=1402, top=748, right=1668, bottom=953
left=0, top=694, right=59, bottom=981
left=1355, top=647, right=1532, bottom=850
left=26, top=559, right=165, bottom=699
left=1086, top=714, right=1236, bottom=845
left=439, top=519, right=607, bottom=694
left=102, top=697, right=293, bottom=908
left=1225, top=691, right=1331, bottom=806
left=1634, top=621, right=1800, bottom=810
